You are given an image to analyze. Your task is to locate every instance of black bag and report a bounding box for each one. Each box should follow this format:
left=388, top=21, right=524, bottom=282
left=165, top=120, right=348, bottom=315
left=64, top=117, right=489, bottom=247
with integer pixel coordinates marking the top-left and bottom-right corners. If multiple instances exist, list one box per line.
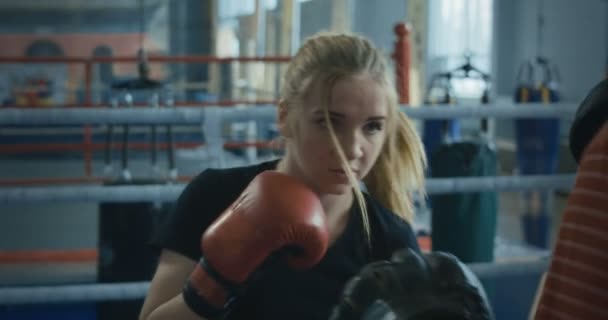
left=97, top=179, right=174, bottom=320
left=97, top=82, right=178, bottom=319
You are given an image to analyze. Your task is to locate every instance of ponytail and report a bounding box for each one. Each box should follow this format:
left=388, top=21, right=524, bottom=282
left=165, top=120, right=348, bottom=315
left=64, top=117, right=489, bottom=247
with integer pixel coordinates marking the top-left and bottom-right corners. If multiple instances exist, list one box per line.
left=364, top=110, right=427, bottom=223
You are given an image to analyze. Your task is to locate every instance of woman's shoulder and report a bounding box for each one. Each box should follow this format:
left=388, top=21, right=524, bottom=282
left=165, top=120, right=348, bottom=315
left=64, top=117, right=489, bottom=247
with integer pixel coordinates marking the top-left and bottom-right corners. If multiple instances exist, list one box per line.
left=363, top=193, right=421, bottom=255
left=363, top=193, right=412, bottom=229
left=187, top=159, right=279, bottom=193
left=181, top=158, right=281, bottom=214
left=150, top=159, right=280, bottom=260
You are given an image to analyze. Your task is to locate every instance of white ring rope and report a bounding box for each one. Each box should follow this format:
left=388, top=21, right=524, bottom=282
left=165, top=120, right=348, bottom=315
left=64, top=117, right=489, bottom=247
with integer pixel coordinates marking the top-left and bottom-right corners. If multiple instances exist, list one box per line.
left=0, top=103, right=576, bottom=125
left=0, top=102, right=568, bottom=305
left=425, top=174, right=574, bottom=194
left=0, top=282, right=150, bottom=305
left=0, top=259, right=550, bottom=305
left=0, top=174, right=575, bottom=205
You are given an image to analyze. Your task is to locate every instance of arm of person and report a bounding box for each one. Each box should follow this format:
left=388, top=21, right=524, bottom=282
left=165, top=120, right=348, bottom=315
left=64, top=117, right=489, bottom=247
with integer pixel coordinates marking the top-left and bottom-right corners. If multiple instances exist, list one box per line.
left=528, top=272, right=547, bottom=320
left=139, top=169, right=224, bottom=320
left=141, top=170, right=329, bottom=320
left=139, top=249, right=204, bottom=320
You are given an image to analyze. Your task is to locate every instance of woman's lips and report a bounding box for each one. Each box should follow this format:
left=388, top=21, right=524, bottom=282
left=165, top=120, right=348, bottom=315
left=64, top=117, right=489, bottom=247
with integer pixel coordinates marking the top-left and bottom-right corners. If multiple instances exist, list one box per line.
left=329, top=168, right=359, bottom=178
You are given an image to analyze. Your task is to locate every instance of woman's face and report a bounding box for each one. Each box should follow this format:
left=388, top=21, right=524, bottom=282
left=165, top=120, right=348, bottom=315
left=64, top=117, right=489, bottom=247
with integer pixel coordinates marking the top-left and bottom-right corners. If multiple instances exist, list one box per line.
left=281, top=74, right=389, bottom=195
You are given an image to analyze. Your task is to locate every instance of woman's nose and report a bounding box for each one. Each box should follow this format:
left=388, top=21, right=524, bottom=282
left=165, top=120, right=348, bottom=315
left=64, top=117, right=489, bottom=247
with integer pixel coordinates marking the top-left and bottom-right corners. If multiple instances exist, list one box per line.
left=340, top=132, right=364, bottom=160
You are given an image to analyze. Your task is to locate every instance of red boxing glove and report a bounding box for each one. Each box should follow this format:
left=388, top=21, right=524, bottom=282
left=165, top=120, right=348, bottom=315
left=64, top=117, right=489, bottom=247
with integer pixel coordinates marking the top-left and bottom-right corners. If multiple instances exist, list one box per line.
left=183, top=171, right=329, bottom=318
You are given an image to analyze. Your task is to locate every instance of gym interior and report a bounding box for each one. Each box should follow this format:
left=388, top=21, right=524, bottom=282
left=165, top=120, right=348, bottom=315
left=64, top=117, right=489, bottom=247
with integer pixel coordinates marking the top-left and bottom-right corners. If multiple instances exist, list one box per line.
left=0, top=0, right=606, bottom=319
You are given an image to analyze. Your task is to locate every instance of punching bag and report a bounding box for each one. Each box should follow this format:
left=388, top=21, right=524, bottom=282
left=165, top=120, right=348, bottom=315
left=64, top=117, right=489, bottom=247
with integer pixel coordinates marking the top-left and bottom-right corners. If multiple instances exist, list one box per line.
left=422, top=73, right=461, bottom=165
left=430, top=79, right=498, bottom=264
left=97, top=74, right=176, bottom=320
left=514, top=58, right=561, bottom=249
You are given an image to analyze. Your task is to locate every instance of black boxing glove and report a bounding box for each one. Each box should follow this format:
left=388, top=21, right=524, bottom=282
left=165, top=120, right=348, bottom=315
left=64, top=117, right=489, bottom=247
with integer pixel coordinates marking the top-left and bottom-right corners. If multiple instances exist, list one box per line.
left=329, top=248, right=494, bottom=320
left=570, top=78, right=608, bottom=163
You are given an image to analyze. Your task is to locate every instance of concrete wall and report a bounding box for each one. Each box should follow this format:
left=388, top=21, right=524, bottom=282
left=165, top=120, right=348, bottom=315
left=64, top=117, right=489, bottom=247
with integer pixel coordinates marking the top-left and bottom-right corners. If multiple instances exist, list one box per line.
left=492, top=0, right=606, bottom=173
left=300, top=0, right=333, bottom=40
left=298, top=0, right=408, bottom=57
left=493, top=0, right=607, bottom=102
left=353, top=0, right=407, bottom=55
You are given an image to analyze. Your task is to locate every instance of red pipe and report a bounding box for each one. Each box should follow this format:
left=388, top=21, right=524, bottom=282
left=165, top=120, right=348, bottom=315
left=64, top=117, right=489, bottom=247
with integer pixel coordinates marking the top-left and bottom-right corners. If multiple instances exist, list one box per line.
left=0, top=55, right=290, bottom=64
left=0, top=177, right=107, bottom=186
left=84, top=60, right=93, bottom=107
left=0, top=142, right=203, bottom=153
left=0, top=249, right=98, bottom=264
left=83, top=126, right=93, bottom=176
left=90, top=55, right=291, bottom=64
left=0, top=57, right=87, bottom=63
left=393, top=23, right=411, bottom=105
left=1, top=100, right=280, bottom=108
left=0, top=176, right=193, bottom=186
left=83, top=60, right=94, bottom=176
left=0, top=141, right=280, bottom=154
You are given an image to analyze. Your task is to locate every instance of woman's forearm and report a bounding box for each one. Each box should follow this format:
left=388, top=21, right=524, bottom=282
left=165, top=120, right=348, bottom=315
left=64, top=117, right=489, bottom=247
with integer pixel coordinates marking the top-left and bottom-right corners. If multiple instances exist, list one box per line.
left=145, top=293, right=206, bottom=320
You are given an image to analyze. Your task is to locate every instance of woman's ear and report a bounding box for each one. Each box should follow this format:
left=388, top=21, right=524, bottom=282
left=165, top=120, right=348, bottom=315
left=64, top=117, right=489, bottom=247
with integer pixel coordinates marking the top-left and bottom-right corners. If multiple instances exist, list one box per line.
left=278, top=100, right=293, bottom=138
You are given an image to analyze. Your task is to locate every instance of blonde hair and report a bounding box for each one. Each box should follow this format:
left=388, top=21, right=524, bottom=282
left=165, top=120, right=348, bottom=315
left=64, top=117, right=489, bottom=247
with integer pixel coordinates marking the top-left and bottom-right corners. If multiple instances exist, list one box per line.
left=281, top=32, right=427, bottom=244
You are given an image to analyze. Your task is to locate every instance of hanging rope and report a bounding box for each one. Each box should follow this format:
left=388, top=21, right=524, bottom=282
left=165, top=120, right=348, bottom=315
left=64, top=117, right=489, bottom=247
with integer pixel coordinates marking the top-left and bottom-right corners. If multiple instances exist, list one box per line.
left=536, top=0, right=546, bottom=60
left=137, top=0, right=150, bottom=80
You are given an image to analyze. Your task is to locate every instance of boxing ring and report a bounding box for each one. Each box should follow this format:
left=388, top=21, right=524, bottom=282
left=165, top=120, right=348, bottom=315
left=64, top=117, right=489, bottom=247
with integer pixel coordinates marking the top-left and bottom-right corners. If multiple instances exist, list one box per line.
left=0, top=103, right=575, bottom=319
left=0, top=27, right=577, bottom=319
left=0, top=104, right=577, bottom=203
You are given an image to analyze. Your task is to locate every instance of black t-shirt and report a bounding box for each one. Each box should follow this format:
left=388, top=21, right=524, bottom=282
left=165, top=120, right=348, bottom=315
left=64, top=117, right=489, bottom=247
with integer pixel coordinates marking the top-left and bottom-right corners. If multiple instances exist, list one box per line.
left=151, top=159, right=420, bottom=320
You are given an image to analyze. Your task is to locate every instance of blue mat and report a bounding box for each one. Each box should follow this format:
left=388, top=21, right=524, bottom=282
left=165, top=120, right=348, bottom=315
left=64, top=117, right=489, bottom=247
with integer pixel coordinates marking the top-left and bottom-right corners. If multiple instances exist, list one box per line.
left=0, top=303, right=97, bottom=320
left=471, top=259, right=549, bottom=320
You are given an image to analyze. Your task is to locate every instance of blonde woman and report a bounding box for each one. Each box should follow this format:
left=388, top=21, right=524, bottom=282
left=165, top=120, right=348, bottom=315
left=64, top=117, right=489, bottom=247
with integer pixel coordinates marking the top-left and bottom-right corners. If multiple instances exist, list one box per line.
left=139, top=32, right=427, bottom=320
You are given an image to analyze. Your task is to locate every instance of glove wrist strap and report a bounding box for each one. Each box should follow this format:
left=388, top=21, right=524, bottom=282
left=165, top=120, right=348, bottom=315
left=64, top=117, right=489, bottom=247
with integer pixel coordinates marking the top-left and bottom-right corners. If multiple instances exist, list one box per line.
left=182, top=281, right=236, bottom=320
left=199, top=256, right=244, bottom=296
left=182, top=256, right=245, bottom=319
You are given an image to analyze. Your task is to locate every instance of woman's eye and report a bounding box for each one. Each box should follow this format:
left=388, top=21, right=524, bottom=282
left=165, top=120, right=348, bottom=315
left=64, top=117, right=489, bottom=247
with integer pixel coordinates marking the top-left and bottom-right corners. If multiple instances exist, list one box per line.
left=315, top=118, right=338, bottom=128
left=364, top=121, right=384, bottom=134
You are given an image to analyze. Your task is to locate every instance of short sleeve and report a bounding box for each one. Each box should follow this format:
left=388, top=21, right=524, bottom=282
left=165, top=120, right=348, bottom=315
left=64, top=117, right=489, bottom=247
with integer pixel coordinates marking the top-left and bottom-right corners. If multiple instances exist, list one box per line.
left=150, top=169, right=229, bottom=261
left=366, top=194, right=421, bottom=259
left=390, top=216, right=421, bottom=254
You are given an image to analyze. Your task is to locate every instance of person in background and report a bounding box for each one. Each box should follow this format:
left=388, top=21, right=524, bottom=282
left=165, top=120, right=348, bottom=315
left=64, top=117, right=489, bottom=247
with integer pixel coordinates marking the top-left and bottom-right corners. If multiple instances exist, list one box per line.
left=533, top=78, right=608, bottom=319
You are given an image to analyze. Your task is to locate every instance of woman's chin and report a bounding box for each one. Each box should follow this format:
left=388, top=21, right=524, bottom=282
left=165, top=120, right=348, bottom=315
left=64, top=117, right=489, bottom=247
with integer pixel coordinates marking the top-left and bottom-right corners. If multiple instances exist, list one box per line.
left=319, top=183, right=353, bottom=195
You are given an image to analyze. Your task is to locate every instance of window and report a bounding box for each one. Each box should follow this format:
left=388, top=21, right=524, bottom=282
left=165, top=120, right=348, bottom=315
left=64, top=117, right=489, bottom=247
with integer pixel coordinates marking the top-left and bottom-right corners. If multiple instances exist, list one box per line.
left=218, top=0, right=312, bottom=20
left=25, top=39, right=64, bottom=57
left=427, top=0, right=493, bottom=99
left=92, top=45, right=114, bottom=85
